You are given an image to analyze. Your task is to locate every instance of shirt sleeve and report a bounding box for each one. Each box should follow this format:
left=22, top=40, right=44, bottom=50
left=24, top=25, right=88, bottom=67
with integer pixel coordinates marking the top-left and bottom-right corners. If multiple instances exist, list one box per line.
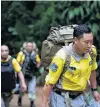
left=45, top=48, right=66, bottom=85
left=91, top=46, right=97, bottom=71
left=36, top=54, right=41, bottom=63
left=12, top=58, right=21, bottom=72
left=16, top=51, right=24, bottom=64
left=45, top=56, right=65, bottom=85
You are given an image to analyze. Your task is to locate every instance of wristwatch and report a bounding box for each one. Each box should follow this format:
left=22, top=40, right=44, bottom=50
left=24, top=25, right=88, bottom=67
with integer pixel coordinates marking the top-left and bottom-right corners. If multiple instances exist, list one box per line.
left=91, top=88, right=97, bottom=92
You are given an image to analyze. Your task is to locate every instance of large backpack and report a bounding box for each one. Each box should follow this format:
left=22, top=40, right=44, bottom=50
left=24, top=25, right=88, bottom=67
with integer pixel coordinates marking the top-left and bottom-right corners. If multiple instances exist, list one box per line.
left=41, top=25, right=77, bottom=71
left=1, top=57, right=16, bottom=93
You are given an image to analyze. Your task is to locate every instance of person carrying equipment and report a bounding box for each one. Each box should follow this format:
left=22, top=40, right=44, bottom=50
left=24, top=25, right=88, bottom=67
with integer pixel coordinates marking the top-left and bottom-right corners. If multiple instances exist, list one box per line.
left=42, top=24, right=100, bottom=107
left=17, top=42, right=40, bottom=107
left=1, top=45, right=26, bottom=107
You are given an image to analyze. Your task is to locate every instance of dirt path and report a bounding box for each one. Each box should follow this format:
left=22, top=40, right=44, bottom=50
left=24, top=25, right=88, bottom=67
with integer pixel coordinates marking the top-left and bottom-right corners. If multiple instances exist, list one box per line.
left=10, top=86, right=43, bottom=107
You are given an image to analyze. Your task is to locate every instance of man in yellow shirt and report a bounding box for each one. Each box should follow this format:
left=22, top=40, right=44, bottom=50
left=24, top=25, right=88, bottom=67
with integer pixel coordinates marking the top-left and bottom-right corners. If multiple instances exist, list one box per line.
left=17, top=42, right=41, bottom=107
left=1, top=45, right=26, bottom=107
left=42, top=25, right=100, bottom=107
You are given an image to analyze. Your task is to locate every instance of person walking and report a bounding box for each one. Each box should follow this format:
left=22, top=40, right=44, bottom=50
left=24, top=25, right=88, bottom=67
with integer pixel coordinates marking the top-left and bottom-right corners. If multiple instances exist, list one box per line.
left=42, top=24, right=100, bottom=107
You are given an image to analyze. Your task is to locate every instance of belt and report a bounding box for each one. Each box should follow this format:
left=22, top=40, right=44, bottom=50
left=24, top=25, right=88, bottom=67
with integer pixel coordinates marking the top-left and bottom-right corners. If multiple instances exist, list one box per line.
left=54, top=90, right=82, bottom=100
left=69, top=93, right=81, bottom=99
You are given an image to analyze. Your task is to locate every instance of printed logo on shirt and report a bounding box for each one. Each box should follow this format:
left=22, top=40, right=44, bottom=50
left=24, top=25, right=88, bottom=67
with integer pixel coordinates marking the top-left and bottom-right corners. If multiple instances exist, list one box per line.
left=50, top=63, right=58, bottom=72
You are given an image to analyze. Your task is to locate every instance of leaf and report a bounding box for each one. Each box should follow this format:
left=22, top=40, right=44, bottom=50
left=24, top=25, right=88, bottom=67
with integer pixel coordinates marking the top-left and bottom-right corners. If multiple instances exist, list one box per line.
left=8, top=27, right=15, bottom=32
left=86, top=1, right=91, bottom=7
left=85, top=7, right=90, bottom=15
left=92, top=23, right=99, bottom=35
left=15, top=20, right=29, bottom=37
left=88, top=24, right=92, bottom=29
left=96, top=13, right=100, bottom=19
left=46, top=7, right=54, bottom=16
left=68, top=9, right=75, bottom=19
left=12, top=31, right=18, bottom=35
left=79, top=6, right=84, bottom=19
left=28, top=25, right=34, bottom=28
left=61, top=8, right=69, bottom=19
left=94, top=1, right=98, bottom=8
left=74, top=7, right=80, bottom=16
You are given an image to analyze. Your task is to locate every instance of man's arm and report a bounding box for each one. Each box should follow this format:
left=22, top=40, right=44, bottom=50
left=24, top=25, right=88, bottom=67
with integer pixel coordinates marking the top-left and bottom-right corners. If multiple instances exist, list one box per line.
left=90, top=70, right=100, bottom=101
left=41, top=49, right=66, bottom=107
left=17, top=71, right=26, bottom=92
left=90, top=70, right=97, bottom=89
left=12, top=58, right=26, bottom=92
left=42, top=84, right=53, bottom=107
left=89, top=46, right=100, bottom=101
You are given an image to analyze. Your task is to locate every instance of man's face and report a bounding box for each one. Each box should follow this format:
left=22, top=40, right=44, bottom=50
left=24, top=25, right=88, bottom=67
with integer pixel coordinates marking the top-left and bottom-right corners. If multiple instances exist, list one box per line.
left=75, top=33, right=93, bottom=54
left=26, top=43, right=33, bottom=53
left=1, top=46, right=9, bottom=59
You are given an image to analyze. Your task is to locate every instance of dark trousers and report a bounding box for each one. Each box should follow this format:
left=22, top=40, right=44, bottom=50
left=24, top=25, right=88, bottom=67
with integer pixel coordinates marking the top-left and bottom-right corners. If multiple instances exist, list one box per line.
left=1, top=93, right=13, bottom=107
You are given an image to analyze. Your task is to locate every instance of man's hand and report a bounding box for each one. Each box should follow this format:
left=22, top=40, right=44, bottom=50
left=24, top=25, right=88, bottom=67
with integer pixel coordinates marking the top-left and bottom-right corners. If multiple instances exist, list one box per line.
left=42, top=84, right=52, bottom=107
left=20, top=83, right=27, bottom=92
left=17, top=71, right=27, bottom=92
left=93, top=91, right=100, bottom=101
left=37, top=63, right=40, bottom=68
left=41, top=103, right=47, bottom=107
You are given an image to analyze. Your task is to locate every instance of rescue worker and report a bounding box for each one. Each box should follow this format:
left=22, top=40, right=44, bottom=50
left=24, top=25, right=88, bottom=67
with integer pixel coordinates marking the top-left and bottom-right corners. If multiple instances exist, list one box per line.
left=42, top=24, right=100, bottom=107
left=14, top=42, right=27, bottom=90
left=1, top=45, right=26, bottom=107
left=17, top=42, right=41, bottom=107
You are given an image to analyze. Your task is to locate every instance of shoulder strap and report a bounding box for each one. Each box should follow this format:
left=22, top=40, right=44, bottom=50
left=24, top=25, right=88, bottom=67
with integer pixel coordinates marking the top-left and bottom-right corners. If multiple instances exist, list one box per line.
left=55, top=46, right=71, bottom=89
left=89, top=46, right=95, bottom=61
left=22, top=50, right=27, bottom=56
left=31, top=51, right=36, bottom=57
left=9, top=57, right=14, bottom=68
left=8, top=56, right=13, bottom=64
left=30, top=52, right=37, bottom=65
left=8, top=56, right=15, bottom=73
left=22, top=51, right=31, bottom=61
left=63, top=46, right=71, bottom=71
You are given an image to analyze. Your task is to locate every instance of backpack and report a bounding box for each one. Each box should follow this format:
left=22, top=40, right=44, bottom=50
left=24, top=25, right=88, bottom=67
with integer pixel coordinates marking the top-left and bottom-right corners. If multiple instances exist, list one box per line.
left=41, top=25, right=77, bottom=71
left=22, top=51, right=38, bottom=79
left=1, top=57, right=16, bottom=93
left=41, top=25, right=95, bottom=72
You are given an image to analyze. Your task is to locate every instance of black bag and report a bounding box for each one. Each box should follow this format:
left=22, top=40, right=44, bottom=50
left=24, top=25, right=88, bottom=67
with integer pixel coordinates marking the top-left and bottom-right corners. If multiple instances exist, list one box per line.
left=1, top=72, right=16, bottom=92
left=1, top=57, right=16, bottom=92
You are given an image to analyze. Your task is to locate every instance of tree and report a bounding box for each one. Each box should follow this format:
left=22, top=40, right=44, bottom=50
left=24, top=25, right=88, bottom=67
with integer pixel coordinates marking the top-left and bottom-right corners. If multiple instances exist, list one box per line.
left=1, top=1, right=100, bottom=56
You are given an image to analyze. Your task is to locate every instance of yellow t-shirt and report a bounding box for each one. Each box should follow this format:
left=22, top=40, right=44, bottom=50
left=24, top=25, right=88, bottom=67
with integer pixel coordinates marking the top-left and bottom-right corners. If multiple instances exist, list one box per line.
left=16, top=51, right=40, bottom=65
left=1, top=55, right=21, bottom=72
left=45, top=45, right=97, bottom=91
left=36, top=54, right=41, bottom=64
left=16, top=51, right=25, bottom=65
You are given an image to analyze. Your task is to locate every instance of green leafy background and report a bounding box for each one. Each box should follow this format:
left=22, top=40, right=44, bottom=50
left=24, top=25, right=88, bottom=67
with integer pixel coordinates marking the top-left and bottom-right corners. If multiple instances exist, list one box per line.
left=1, top=1, right=100, bottom=58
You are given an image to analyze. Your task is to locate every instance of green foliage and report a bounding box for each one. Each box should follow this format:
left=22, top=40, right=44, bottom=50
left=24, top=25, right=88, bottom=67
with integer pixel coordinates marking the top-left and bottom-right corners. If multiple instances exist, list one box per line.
left=1, top=1, right=100, bottom=55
